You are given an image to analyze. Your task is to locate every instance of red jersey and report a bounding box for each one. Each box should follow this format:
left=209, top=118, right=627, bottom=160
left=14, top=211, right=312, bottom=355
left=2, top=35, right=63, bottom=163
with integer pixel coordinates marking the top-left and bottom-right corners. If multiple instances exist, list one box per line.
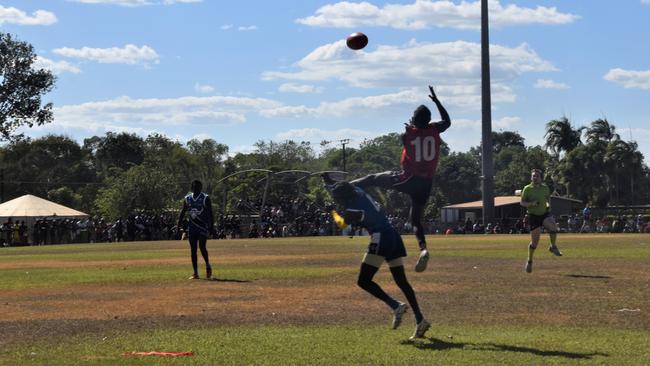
left=400, top=125, right=441, bottom=178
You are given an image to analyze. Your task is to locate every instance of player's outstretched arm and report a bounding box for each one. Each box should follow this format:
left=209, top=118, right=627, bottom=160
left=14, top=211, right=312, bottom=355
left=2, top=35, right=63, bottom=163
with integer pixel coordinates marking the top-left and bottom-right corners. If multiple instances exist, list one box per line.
left=428, top=85, right=451, bottom=132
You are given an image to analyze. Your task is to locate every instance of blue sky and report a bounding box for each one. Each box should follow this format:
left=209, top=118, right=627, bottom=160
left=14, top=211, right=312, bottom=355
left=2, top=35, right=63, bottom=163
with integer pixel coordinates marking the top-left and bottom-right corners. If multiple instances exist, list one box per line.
left=2, top=0, right=650, bottom=159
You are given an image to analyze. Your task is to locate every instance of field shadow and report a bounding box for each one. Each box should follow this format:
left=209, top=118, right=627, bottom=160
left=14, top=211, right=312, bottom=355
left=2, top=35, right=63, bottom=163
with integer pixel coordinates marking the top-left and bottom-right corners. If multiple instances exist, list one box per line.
left=208, top=278, right=251, bottom=283
left=565, top=274, right=612, bottom=279
left=401, top=337, right=466, bottom=351
left=401, top=338, right=608, bottom=360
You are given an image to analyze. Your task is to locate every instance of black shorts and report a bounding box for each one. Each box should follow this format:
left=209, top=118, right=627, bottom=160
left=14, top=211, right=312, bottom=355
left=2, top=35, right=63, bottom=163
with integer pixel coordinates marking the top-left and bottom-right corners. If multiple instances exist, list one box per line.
left=528, top=212, right=549, bottom=231
left=366, top=229, right=407, bottom=261
left=390, top=173, right=433, bottom=202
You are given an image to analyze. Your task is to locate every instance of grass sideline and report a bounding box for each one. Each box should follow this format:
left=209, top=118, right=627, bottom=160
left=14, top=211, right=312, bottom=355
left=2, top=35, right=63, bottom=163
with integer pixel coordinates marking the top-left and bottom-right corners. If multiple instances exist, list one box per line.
left=1, top=234, right=648, bottom=365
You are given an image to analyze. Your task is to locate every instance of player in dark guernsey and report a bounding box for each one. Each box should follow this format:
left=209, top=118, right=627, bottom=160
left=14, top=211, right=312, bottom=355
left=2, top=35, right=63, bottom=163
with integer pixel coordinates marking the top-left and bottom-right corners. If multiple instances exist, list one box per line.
left=327, top=181, right=430, bottom=340
left=520, top=169, right=562, bottom=273
left=178, top=180, right=215, bottom=280
left=343, top=85, right=450, bottom=273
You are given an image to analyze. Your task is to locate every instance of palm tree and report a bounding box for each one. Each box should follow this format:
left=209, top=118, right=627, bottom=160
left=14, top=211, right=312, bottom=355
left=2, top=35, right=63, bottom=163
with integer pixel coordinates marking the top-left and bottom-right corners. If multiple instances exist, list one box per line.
left=604, top=139, right=643, bottom=203
left=585, top=118, right=620, bottom=145
left=544, top=117, right=584, bottom=157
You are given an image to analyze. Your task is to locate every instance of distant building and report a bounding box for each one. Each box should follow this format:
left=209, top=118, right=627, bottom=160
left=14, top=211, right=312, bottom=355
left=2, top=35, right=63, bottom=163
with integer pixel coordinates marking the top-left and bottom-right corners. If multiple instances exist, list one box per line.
left=440, top=195, right=582, bottom=223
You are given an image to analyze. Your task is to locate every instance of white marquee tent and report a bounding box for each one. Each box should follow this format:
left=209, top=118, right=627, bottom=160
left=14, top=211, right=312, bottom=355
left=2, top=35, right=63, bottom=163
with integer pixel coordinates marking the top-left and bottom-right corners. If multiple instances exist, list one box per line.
left=0, top=194, right=89, bottom=222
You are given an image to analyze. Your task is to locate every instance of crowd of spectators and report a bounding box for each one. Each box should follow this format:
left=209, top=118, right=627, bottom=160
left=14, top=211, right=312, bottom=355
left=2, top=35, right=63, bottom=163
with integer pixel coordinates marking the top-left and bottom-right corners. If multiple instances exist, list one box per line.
left=1, top=214, right=179, bottom=247
left=2, top=199, right=648, bottom=247
left=441, top=214, right=650, bottom=235
left=565, top=214, right=649, bottom=233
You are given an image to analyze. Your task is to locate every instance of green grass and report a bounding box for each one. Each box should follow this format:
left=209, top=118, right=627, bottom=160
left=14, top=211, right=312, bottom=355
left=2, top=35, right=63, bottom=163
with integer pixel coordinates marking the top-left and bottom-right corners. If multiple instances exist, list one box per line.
left=1, top=234, right=649, bottom=365
left=0, top=264, right=353, bottom=290
left=2, top=325, right=647, bottom=366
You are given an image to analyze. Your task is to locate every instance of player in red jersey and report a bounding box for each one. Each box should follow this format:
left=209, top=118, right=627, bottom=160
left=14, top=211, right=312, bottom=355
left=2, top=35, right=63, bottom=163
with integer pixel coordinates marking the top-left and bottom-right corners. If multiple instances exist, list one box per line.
left=348, top=86, right=450, bottom=272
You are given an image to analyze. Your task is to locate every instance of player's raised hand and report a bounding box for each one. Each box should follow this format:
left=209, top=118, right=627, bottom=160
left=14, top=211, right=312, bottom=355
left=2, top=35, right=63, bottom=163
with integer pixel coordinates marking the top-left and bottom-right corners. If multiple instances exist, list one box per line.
left=428, top=85, right=439, bottom=102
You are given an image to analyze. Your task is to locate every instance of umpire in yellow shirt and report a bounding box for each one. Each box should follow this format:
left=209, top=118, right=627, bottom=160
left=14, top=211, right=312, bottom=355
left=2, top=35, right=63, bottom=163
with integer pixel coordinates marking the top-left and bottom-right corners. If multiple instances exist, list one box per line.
left=520, top=169, right=563, bottom=273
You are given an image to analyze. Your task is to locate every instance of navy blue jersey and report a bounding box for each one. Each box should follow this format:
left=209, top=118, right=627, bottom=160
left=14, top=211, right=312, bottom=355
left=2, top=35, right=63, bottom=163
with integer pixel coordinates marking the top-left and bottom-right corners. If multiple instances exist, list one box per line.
left=183, top=192, right=211, bottom=236
left=344, top=186, right=393, bottom=234
left=340, top=186, right=407, bottom=261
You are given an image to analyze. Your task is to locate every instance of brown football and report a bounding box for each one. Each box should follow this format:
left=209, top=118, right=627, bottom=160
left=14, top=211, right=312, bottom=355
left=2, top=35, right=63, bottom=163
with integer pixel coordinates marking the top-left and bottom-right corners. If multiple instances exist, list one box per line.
left=346, top=32, right=368, bottom=50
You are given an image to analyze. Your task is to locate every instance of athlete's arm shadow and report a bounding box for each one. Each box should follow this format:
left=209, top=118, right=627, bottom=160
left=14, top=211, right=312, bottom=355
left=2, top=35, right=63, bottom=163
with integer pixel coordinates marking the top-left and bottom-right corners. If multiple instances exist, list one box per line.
left=401, top=338, right=608, bottom=360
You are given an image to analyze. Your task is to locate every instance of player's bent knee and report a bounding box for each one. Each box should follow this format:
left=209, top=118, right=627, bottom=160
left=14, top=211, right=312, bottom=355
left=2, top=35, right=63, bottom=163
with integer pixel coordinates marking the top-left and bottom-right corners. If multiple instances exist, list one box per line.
left=357, top=277, right=370, bottom=289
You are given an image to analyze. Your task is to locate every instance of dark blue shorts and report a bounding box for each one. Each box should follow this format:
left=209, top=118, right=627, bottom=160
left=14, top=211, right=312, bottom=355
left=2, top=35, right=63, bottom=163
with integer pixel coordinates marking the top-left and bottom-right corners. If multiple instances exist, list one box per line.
left=188, top=230, right=209, bottom=245
left=366, top=229, right=407, bottom=261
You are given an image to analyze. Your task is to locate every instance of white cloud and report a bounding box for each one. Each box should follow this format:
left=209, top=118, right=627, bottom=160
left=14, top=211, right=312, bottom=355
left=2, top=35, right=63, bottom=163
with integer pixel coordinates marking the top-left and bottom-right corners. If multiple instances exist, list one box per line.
left=35, top=119, right=156, bottom=137
left=34, top=56, right=81, bottom=75
left=603, top=68, right=650, bottom=89
left=494, top=116, right=522, bottom=130
left=190, top=133, right=213, bottom=141
left=642, top=0, right=650, bottom=5
left=262, top=85, right=517, bottom=119
left=194, top=83, right=215, bottom=94
left=229, top=144, right=257, bottom=156
left=53, top=44, right=160, bottom=65
left=297, top=0, right=579, bottom=30
left=278, top=83, right=323, bottom=93
left=221, top=24, right=257, bottom=31
left=0, top=5, right=57, bottom=25
left=449, top=116, right=521, bottom=130
left=264, top=40, right=555, bottom=87
left=263, top=40, right=554, bottom=111
left=534, top=79, right=569, bottom=89
left=259, top=105, right=317, bottom=118
left=70, top=0, right=201, bottom=6
left=51, top=95, right=283, bottom=133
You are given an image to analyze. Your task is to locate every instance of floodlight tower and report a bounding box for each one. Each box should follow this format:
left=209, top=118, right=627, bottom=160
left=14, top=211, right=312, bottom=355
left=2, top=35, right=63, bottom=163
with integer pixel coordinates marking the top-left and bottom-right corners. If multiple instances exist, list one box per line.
left=481, top=0, right=495, bottom=224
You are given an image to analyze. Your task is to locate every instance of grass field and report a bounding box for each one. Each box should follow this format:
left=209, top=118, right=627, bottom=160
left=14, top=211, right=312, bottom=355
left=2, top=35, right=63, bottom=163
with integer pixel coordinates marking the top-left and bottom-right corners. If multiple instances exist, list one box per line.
left=1, top=234, right=648, bottom=365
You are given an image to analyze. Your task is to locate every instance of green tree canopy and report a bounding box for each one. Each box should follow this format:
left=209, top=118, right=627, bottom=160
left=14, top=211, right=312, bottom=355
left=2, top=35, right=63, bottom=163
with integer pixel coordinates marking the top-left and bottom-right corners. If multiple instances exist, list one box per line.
left=84, top=132, right=145, bottom=174
left=492, top=130, right=525, bottom=155
left=0, top=33, right=56, bottom=141
left=95, top=164, right=177, bottom=220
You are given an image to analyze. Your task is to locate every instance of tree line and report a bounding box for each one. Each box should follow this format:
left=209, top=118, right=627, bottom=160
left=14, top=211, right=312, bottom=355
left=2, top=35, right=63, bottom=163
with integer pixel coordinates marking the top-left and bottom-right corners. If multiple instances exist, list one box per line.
left=0, top=122, right=647, bottom=221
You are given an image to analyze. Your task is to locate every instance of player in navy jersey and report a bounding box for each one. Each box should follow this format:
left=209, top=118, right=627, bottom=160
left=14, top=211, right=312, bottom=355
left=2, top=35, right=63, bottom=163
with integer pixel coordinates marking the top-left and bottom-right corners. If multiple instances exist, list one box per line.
left=341, top=85, right=450, bottom=273
left=327, top=181, right=430, bottom=340
left=178, top=180, right=215, bottom=280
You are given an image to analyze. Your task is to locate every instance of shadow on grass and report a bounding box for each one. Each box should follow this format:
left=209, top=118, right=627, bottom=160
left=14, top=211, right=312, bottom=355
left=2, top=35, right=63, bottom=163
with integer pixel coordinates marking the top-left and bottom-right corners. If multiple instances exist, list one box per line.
left=208, top=278, right=251, bottom=283
left=401, top=338, right=608, bottom=360
left=565, top=274, right=612, bottom=279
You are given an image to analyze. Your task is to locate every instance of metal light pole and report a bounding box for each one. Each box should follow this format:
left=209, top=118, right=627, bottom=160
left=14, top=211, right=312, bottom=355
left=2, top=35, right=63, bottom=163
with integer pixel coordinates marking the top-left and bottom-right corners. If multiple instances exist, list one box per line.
left=323, top=139, right=350, bottom=172
left=481, top=0, right=495, bottom=224
left=340, top=139, right=350, bottom=172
